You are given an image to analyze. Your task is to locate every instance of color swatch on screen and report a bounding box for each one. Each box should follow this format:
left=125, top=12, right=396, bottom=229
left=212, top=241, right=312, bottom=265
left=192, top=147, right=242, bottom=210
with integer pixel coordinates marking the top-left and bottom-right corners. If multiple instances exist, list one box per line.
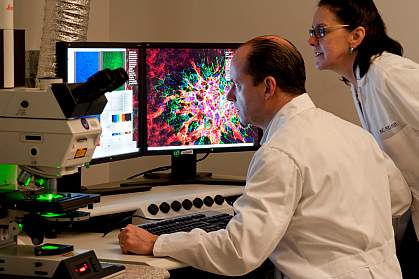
left=112, top=113, right=132, bottom=123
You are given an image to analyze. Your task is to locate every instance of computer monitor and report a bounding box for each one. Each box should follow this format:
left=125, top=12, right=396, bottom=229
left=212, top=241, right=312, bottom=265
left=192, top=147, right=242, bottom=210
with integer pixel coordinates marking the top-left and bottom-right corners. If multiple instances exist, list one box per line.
left=141, top=42, right=261, bottom=184
left=56, top=42, right=143, bottom=164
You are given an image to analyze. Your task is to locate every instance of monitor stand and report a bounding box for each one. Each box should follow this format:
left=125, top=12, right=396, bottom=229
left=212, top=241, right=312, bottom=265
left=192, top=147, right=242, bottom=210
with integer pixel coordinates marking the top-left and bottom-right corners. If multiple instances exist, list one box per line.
left=124, top=153, right=246, bottom=187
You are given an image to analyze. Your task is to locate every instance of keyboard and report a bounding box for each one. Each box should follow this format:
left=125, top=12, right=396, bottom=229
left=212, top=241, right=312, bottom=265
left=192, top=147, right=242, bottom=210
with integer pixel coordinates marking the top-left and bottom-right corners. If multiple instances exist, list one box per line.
left=138, top=212, right=233, bottom=235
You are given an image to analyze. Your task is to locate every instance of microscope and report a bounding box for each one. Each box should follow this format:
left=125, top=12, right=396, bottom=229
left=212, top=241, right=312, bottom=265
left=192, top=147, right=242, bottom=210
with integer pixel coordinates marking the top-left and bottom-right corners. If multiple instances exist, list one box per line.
left=0, top=68, right=128, bottom=278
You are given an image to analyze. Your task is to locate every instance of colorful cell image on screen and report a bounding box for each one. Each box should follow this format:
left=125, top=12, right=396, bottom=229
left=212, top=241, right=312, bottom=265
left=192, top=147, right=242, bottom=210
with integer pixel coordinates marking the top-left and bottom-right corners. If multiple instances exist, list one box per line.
left=75, top=52, right=100, bottom=83
left=74, top=50, right=126, bottom=91
left=146, top=47, right=259, bottom=150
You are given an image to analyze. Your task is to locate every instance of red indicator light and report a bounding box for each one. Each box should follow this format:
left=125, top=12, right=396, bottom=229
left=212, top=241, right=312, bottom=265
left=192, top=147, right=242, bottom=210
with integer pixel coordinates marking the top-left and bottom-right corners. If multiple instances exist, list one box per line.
left=74, top=263, right=89, bottom=273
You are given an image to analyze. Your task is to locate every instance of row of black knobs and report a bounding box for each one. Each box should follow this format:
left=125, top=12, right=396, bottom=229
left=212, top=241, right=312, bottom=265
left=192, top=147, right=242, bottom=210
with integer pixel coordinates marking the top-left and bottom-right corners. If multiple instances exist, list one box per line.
left=147, top=195, right=225, bottom=215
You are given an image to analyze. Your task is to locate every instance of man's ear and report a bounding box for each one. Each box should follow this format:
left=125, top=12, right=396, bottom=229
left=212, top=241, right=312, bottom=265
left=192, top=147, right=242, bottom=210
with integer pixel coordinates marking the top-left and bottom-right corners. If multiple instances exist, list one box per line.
left=350, top=26, right=366, bottom=49
left=264, top=76, right=276, bottom=100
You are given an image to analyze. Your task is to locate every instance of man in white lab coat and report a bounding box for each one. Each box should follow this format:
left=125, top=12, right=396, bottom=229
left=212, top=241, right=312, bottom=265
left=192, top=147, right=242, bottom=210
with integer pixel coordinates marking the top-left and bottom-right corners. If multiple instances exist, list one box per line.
left=118, top=35, right=411, bottom=278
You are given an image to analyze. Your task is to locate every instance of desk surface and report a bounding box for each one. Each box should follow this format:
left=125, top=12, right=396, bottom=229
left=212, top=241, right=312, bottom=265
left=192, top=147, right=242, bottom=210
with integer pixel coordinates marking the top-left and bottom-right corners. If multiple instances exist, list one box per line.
left=111, top=264, right=170, bottom=279
left=19, top=229, right=187, bottom=270
left=20, top=183, right=244, bottom=271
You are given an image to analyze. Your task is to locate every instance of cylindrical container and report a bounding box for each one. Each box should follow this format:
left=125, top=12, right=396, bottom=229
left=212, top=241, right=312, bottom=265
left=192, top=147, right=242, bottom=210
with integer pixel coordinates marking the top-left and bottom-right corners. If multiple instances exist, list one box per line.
left=0, top=0, right=14, bottom=88
left=37, top=0, right=91, bottom=79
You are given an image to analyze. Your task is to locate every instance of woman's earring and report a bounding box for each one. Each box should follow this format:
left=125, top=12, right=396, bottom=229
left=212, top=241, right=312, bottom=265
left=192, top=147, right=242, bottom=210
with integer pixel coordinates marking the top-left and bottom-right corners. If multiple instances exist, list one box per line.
left=349, top=47, right=355, bottom=54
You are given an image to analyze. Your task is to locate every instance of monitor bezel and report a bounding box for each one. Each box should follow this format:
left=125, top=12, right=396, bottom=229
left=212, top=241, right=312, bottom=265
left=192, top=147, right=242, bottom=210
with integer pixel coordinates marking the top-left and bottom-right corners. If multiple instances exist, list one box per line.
left=140, top=42, right=262, bottom=156
left=55, top=41, right=145, bottom=164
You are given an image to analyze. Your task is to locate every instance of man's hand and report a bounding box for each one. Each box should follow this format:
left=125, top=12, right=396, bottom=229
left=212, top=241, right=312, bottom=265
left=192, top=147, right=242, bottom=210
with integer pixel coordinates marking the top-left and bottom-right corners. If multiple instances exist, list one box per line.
left=118, top=224, right=158, bottom=255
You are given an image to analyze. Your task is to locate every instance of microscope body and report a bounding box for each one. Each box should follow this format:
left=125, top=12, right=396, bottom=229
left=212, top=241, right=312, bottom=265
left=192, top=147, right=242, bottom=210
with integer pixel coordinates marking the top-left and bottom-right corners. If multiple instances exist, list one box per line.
left=0, top=87, right=102, bottom=178
left=0, top=68, right=128, bottom=248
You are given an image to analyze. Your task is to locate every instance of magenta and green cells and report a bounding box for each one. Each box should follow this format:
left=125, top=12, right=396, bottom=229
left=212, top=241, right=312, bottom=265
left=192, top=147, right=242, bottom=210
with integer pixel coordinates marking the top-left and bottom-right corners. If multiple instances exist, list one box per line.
left=147, top=49, right=257, bottom=146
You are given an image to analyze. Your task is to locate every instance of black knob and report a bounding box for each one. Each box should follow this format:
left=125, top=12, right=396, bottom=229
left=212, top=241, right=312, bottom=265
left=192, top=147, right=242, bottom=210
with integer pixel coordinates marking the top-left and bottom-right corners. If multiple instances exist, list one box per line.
left=147, top=204, right=159, bottom=215
left=30, top=148, right=38, bottom=156
left=182, top=199, right=193, bottom=210
left=159, top=202, right=171, bottom=213
left=20, top=100, right=29, bottom=108
left=30, top=234, right=44, bottom=246
left=214, top=195, right=224, bottom=205
left=203, top=196, right=214, bottom=207
left=193, top=198, right=203, bottom=208
left=171, top=200, right=182, bottom=212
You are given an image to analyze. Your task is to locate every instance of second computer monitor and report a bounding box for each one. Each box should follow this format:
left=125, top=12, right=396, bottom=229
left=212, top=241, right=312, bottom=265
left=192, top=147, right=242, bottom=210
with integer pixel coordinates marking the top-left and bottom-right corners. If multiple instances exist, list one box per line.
left=143, top=42, right=260, bottom=155
left=56, top=42, right=143, bottom=163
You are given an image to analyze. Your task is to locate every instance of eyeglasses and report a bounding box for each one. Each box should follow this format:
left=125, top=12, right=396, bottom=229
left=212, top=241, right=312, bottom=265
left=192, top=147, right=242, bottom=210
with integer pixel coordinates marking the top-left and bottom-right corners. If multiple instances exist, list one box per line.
left=309, top=25, right=350, bottom=39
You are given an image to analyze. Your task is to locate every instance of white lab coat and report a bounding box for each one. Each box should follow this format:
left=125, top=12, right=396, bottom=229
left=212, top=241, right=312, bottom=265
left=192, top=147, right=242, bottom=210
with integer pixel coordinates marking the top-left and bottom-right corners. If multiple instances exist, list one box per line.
left=351, top=52, right=419, bottom=240
left=154, top=94, right=410, bottom=278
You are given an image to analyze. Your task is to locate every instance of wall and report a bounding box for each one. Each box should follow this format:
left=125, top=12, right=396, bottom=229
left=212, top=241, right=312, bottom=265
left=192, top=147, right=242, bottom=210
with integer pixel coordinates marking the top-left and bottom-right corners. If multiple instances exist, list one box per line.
left=103, top=0, right=419, bottom=183
left=12, top=0, right=419, bottom=185
left=14, top=0, right=110, bottom=49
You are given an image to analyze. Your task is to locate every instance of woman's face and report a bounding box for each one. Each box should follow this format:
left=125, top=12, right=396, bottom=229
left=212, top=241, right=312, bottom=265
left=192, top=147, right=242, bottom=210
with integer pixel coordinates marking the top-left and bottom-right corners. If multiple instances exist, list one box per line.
left=308, top=6, right=353, bottom=75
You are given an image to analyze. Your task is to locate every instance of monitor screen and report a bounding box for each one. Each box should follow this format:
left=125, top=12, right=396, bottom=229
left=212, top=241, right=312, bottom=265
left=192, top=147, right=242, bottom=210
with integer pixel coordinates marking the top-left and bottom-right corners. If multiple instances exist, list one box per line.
left=56, top=42, right=143, bottom=163
left=143, top=43, right=260, bottom=154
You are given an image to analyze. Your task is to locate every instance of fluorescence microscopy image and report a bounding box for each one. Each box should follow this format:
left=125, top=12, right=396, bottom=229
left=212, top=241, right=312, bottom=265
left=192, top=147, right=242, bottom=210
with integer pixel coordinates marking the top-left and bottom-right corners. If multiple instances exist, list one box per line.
left=102, top=51, right=125, bottom=70
left=75, top=50, right=126, bottom=91
left=146, top=47, right=259, bottom=148
left=75, top=51, right=100, bottom=82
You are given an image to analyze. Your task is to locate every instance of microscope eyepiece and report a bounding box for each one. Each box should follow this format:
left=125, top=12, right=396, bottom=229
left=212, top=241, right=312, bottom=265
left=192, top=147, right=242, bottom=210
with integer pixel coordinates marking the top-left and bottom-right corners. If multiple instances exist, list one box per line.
left=50, top=67, right=129, bottom=118
left=86, top=67, right=129, bottom=96
left=73, top=67, right=129, bottom=102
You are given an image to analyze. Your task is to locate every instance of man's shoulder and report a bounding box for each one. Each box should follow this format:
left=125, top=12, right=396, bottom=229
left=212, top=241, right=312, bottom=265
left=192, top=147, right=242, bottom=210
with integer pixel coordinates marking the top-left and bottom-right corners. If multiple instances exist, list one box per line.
left=266, top=108, right=371, bottom=151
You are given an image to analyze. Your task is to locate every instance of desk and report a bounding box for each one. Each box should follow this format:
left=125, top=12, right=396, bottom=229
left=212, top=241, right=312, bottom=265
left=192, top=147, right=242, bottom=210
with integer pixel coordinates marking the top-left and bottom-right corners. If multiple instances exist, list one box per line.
left=19, top=229, right=186, bottom=270
left=19, top=184, right=245, bottom=277
left=111, top=264, right=169, bottom=279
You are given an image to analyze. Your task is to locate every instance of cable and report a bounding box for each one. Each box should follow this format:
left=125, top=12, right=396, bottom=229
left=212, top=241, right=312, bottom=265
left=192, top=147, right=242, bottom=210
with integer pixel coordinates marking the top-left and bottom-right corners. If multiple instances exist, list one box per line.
left=196, top=152, right=210, bottom=163
left=126, top=165, right=171, bottom=180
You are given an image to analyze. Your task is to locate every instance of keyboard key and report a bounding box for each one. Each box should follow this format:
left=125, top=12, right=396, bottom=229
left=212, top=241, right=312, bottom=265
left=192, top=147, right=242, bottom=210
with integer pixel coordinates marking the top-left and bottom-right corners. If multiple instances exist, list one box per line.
left=138, top=212, right=232, bottom=235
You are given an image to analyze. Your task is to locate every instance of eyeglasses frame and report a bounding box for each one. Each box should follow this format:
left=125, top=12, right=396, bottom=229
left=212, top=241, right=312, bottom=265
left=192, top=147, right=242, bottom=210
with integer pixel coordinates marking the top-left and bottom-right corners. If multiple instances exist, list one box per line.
left=309, top=24, right=350, bottom=39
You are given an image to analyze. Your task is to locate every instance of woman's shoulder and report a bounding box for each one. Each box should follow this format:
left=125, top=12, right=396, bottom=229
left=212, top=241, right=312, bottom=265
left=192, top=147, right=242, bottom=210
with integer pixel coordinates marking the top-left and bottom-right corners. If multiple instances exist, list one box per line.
left=370, top=52, right=419, bottom=73
left=363, top=52, right=419, bottom=86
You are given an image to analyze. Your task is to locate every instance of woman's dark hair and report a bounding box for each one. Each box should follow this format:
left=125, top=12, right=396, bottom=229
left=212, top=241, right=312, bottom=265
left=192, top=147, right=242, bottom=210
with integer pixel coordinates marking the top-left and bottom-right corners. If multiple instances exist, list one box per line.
left=318, top=0, right=403, bottom=79
left=243, top=37, right=306, bottom=95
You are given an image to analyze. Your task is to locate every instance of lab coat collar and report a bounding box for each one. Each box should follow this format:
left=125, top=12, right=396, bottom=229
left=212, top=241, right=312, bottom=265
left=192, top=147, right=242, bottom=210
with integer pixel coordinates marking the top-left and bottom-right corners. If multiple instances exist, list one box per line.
left=353, top=52, right=388, bottom=90
left=261, top=93, right=315, bottom=145
left=354, top=64, right=367, bottom=89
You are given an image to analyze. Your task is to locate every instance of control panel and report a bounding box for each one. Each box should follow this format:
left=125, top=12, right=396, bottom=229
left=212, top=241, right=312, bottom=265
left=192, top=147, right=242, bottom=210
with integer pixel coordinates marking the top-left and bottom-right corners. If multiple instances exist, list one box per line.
left=135, top=193, right=236, bottom=220
left=79, top=184, right=244, bottom=220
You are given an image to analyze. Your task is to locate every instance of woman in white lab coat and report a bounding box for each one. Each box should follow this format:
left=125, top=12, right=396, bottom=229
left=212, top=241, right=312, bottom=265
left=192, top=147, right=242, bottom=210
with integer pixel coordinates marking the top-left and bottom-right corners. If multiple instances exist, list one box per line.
left=308, top=0, right=419, bottom=278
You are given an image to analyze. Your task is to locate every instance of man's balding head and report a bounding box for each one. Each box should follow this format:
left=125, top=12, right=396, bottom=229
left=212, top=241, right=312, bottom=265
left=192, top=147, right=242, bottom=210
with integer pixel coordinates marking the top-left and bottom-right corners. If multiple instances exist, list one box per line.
left=238, top=35, right=307, bottom=95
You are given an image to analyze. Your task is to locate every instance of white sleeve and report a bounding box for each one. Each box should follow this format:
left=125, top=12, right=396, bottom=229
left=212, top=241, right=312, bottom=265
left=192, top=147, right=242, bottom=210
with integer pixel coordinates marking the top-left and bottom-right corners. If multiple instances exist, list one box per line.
left=153, top=147, right=302, bottom=276
left=382, top=151, right=412, bottom=217
left=381, top=60, right=419, bottom=129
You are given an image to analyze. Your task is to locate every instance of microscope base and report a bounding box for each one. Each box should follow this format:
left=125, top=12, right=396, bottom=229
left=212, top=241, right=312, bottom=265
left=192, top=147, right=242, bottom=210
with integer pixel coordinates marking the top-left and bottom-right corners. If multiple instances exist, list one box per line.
left=0, top=245, right=124, bottom=278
